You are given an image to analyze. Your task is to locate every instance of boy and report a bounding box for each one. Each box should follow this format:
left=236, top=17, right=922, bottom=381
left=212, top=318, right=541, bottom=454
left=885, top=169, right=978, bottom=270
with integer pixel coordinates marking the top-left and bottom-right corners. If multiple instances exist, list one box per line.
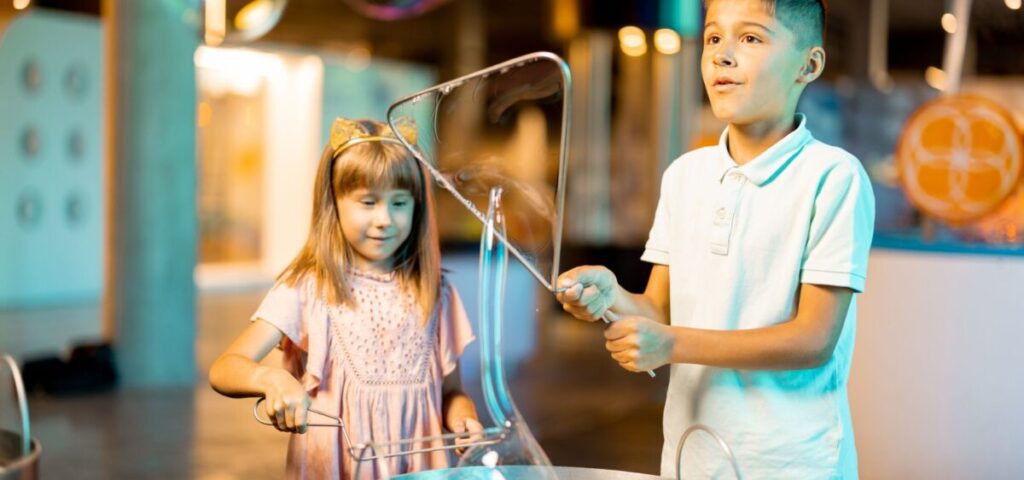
left=556, top=0, right=875, bottom=478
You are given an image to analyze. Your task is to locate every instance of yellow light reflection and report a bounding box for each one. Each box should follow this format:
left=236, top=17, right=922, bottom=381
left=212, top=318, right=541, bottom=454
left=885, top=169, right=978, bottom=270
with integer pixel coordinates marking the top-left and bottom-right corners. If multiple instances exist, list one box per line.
left=654, top=29, right=681, bottom=55
left=618, top=26, right=647, bottom=57
left=13, top=0, right=30, bottom=10
left=925, top=66, right=947, bottom=91
left=941, top=13, right=957, bottom=34
left=552, top=0, right=579, bottom=40
left=235, top=0, right=273, bottom=32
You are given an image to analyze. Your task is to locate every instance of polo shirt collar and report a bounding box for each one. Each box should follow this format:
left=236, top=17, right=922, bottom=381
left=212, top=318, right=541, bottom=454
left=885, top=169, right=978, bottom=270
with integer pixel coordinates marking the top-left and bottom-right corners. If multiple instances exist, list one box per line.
left=715, top=113, right=813, bottom=186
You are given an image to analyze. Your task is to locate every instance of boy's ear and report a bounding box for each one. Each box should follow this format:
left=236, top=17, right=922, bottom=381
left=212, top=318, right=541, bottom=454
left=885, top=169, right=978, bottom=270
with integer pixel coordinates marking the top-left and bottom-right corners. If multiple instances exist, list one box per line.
left=798, top=46, right=826, bottom=84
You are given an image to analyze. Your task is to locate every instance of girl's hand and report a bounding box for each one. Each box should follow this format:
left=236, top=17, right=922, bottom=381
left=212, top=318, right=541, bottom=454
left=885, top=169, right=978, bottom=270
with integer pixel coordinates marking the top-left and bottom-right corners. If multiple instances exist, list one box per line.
left=452, top=417, right=484, bottom=455
left=256, top=366, right=311, bottom=433
left=604, top=316, right=675, bottom=372
left=444, top=393, right=483, bottom=455
left=555, top=266, right=618, bottom=322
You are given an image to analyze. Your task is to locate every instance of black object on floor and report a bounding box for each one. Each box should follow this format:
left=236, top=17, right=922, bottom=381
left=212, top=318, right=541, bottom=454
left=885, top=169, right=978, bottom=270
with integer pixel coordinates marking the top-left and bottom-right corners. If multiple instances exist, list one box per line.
left=22, top=343, right=118, bottom=396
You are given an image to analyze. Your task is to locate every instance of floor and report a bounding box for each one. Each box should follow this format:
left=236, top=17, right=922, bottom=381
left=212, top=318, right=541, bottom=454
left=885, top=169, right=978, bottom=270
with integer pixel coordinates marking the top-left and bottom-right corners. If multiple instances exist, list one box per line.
left=1, top=290, right=669, bottom=479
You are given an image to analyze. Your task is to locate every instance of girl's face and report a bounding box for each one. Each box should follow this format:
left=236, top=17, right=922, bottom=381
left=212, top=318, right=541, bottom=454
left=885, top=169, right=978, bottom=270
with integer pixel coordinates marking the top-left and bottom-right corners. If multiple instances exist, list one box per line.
left=336, top=187, right=416, bottom=273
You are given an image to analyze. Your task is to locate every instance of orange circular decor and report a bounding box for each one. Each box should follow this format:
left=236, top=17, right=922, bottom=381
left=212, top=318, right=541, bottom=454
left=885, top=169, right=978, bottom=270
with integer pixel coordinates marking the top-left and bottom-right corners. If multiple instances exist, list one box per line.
left=896, top=95, right=1023, bottom=223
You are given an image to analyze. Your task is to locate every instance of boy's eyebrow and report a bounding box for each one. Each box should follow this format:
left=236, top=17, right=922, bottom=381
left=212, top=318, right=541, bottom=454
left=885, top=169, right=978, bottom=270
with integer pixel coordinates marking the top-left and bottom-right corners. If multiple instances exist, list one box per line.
left=703, top=20, right=776, bottom=36
left=741, top=21, right=775, bottom=35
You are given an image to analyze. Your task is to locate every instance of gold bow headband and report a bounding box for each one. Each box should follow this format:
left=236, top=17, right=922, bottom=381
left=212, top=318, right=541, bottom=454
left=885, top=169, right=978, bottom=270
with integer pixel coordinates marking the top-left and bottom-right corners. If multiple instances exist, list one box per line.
left=329, top=117, right=418, bottom=156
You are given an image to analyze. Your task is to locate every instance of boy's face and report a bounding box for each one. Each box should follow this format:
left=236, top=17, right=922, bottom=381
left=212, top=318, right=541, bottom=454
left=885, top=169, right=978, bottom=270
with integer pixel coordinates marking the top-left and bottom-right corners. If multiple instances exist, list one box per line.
left=701, top=0, right=817, bottom=125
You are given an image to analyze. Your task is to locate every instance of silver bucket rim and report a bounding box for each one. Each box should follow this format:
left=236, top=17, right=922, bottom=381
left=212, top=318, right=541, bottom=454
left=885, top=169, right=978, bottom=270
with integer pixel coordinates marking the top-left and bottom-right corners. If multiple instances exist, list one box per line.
left=0, top=434, right=41, bottom=474
left=0, top=353, right=38, bottom=474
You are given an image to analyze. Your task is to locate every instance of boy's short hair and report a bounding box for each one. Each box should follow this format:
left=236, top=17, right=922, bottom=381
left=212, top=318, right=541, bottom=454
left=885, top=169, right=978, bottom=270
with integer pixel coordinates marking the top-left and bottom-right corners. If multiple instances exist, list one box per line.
left=706, top=0, right=827, bottom=48
left=766, top=0, right=826, bottom=48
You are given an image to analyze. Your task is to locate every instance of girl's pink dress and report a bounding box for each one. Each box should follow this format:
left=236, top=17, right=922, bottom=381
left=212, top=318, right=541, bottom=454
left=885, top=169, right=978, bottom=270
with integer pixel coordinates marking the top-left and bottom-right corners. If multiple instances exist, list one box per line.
left=252, top=270, right=475, bottom=479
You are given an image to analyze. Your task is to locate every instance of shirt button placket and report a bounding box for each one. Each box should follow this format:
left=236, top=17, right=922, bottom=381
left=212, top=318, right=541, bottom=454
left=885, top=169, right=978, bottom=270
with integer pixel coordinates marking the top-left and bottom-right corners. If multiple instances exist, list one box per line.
left=710, top=170, right=744, bottom=255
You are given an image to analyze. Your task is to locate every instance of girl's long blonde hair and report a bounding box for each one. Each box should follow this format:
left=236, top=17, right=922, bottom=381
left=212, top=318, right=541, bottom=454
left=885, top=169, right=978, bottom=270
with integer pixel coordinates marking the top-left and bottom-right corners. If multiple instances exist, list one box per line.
left=278, top=119, right=441, bottom=324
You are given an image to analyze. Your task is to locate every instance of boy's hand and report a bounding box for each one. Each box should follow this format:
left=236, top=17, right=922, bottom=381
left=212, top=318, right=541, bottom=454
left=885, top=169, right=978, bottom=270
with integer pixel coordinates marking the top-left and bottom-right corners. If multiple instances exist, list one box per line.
left=257, top=367, right=311, bottom=433
left=555, top=266, right=618, bottom=322
left=604, top=316, right=675, bottom=372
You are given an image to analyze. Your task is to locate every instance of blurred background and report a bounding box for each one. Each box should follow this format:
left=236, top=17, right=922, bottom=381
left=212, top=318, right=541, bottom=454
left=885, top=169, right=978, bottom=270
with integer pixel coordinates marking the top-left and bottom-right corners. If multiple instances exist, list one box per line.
left=1, top=0, right=1022, bottom=478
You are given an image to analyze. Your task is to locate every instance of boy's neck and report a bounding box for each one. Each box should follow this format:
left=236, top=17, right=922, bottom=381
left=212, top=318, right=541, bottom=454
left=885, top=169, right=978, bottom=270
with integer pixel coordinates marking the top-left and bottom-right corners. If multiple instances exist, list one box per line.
left=726, top=114, right=801, bottom=165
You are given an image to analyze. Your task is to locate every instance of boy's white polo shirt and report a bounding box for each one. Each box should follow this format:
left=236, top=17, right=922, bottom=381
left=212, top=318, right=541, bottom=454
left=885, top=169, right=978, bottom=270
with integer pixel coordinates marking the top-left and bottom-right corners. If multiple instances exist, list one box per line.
left=642, top=114, right=875, bottom=479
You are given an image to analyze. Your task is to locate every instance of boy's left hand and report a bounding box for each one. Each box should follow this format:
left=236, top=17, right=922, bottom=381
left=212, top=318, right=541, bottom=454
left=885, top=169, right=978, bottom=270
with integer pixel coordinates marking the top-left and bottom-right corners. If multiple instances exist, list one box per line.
left=604, top=316, right=675, bottom=372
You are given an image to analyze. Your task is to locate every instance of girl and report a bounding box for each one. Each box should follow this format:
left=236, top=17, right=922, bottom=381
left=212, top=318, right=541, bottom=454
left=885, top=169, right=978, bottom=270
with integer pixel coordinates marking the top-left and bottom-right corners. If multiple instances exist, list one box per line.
left=209, top=117, right=483, bottom=479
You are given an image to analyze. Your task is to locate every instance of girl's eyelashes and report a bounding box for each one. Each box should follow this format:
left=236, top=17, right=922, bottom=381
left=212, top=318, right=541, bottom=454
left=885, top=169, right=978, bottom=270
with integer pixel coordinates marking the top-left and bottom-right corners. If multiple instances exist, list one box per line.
left=348, top=190, right=413, bottom=207
left=741, top=34, right=762, bottom=44
left=391, top=194, right=413, bottom=207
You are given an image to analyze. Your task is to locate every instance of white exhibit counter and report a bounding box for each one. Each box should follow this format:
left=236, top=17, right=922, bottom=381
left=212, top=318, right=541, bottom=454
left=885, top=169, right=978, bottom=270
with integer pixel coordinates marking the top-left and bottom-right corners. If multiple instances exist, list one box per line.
left=851, top=247, right=1024, bottom=478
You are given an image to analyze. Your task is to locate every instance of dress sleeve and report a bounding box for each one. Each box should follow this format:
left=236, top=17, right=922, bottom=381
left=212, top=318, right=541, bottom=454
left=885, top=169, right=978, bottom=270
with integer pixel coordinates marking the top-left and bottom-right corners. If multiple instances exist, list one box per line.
left=251, top=280, right=328, bottom=392
left=251, top=281, right=308, bottom=350
left=437, top=280, right=476, bottom=377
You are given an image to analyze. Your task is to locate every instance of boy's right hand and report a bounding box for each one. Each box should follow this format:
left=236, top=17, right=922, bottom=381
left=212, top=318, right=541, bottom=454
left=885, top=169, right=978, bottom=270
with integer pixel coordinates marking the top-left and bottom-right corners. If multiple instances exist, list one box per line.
left=256, top=366, right=311, bottom=433
left=555, top=266, right=618, bottom=322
